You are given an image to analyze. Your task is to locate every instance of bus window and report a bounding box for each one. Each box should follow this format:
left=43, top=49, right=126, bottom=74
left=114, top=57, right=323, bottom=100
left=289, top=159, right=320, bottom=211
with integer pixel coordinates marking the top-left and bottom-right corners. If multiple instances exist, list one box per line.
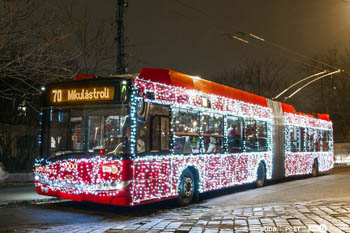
left=88, top=116, right=104, bottom=150
left=227, top=116, right=242, bottom=153
left=243, top=119, right=256, bottom=152
left=173, top=108, right=200, bottom=154
left=136, top=123, right=148, bottom=154
left=306, top=128, right=315, bottom=152
left=315, top=130, right=321, bottom=152
left=151, top=117, right=160, bottom=152
left=43, top=105, right=130, bottom=158
left=161, top=117, right=170, bottom=151
left=289, top=126, right=301, bottom=152
left=201, top=113, right=224, bottom=154
left=322, top=130, right=330, bottom=151
left=256, top=121, right=267, bottom=152
left=70, top=117, right=83, bottom=151
left=300, top=127, right=305, bottom=152
left=87, top=115, right=129, bottom=154
left=137, top=103, right=169, bottom=155
left=49, top=111, right=69, bottom=152
left=150, top=116, right=170, bottom=152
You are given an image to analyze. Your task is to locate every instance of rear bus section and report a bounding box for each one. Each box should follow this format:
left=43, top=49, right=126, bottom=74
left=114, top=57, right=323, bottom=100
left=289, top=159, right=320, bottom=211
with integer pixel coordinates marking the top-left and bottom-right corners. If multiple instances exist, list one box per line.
left=34, top=156, right=133, bottom=206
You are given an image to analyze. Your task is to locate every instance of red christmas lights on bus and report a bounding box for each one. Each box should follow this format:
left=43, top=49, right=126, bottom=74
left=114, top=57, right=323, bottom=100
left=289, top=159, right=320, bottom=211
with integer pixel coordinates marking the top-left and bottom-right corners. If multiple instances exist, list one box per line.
left=34, top=68, right=333, bottom=206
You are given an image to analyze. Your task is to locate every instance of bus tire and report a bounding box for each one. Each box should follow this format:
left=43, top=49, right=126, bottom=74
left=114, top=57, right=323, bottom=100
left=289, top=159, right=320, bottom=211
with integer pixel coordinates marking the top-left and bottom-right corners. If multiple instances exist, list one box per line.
left=256, top=162, right=266, bottom=188
left=312, top=160, right=319, bottom=177
left=177, top=169, right=195, bottom=206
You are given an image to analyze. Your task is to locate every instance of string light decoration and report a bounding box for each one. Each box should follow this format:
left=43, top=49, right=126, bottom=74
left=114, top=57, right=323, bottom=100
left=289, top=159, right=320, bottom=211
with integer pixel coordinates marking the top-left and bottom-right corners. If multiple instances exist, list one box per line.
left=35, top=157, right=125, bottom=195
left=283, top=113, right=333, bottom=177
left=35, top=73, right=332, bottom=206
left=128, top=78, right=274, bottom=204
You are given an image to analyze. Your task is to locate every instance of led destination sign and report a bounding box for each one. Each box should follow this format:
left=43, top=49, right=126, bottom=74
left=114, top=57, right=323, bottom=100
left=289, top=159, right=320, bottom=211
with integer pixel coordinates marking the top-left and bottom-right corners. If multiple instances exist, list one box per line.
left=50, top=87, right=115, bottom=103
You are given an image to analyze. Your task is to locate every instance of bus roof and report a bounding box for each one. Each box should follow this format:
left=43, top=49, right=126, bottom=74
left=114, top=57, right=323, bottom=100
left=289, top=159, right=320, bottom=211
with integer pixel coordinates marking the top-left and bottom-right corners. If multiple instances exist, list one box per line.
left=73, top=67, right=331, bottom=122
left=138, top=68, right=268, bottom=107
left=138, top=68, right=331, bottom=122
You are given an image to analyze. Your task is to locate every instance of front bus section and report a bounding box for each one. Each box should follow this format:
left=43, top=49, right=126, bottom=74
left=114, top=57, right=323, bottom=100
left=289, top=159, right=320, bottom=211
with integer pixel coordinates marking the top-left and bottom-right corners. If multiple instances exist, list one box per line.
left=35, top=77, right=136, bottom=206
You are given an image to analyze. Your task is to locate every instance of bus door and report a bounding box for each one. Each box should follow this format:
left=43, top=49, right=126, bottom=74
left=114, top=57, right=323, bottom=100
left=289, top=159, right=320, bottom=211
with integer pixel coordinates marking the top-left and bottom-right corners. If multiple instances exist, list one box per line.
left=132, top=103, right=171, bottom=202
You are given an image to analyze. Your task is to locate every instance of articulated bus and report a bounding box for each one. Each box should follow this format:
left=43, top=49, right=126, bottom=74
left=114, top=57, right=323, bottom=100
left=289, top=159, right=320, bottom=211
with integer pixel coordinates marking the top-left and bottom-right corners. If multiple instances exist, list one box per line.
left=34, top=68, right=334, bottom=206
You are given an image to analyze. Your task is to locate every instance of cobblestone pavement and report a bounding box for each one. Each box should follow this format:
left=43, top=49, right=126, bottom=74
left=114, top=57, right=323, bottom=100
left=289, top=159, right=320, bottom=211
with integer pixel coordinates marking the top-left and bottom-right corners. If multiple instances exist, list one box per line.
left=16, top=200, right=350, bottom=233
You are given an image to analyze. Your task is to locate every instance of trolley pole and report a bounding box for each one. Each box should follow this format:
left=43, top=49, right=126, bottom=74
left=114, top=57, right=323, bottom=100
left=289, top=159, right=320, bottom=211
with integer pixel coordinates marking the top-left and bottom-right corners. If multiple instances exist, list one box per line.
left=115, top=0, right=128, bottom=74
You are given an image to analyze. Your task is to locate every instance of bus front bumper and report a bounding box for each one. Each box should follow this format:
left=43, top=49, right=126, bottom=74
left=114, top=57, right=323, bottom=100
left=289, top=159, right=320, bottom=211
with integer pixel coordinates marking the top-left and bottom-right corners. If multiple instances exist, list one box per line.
left=35, top=181, right=132, bottom=206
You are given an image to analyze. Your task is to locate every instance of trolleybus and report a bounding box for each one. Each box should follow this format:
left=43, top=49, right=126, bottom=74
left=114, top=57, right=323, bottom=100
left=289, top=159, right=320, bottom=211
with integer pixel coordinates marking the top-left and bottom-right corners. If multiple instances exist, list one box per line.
left=34, top=68, right=334, bottom=206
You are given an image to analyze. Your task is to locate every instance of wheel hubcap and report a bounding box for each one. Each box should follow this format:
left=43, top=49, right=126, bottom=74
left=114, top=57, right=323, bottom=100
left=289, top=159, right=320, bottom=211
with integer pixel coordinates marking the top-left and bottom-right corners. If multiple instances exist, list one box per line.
left=183, top=177, right=193, bottom=197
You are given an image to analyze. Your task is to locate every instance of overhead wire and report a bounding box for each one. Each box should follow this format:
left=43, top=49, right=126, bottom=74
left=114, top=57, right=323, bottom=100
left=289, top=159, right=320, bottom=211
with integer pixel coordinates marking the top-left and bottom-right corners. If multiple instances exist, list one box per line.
left=248, top=33, right=341, bottom=71
left=173, top=0, right=346, bottom=74
left=230, top=33, right=327, bottom=72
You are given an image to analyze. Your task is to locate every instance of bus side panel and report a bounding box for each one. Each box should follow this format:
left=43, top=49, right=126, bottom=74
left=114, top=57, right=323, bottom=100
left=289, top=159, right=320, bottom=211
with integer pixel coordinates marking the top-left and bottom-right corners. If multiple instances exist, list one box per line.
left=205, top=155, right=223, bottom=190
left=318, top=152, right=334, bottom=172
left=220, top=154, right=236, bottom=187
left=233, top=153, right=273, bottom=186
left=285, top=153, right=315, bottom=176
left=131, top=157, right=172, bottom=205
left=285, top=152, right=333, bottom=176
left=234, top=154, right=248, bottom=185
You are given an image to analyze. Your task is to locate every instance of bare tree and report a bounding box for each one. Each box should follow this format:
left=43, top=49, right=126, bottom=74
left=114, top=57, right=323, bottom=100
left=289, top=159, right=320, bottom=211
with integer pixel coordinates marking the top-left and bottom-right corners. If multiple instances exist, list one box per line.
left=74, top=15, right=116, bottom=75
left=0, top=1, right=117, bottom=171
left=0, top=0, right=84, bottom=106
left=0, top=0, right=118, bottom=107
left=299, top=49, right=350, bottom=142
left=210, top=58, right=290, bottom=99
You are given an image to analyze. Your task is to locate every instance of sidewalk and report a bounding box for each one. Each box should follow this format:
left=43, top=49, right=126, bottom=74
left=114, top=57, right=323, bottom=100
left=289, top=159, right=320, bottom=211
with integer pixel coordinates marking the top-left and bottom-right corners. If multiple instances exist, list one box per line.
left=17, top=199, right=350, bottom=233
left=0, top=171, right=58, bottom=206
left=101, top=200, right=350, bottom=233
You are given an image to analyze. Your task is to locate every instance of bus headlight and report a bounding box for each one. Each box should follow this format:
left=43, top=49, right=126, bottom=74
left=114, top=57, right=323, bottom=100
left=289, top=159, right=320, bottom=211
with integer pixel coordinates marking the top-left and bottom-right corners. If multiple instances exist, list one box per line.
left=115, top=181, right=132, bottom=190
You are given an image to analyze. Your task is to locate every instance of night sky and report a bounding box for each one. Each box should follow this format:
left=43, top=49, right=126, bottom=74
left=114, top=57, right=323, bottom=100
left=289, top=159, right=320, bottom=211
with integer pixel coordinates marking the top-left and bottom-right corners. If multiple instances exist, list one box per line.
left=71, top=0, right=349, bottom=78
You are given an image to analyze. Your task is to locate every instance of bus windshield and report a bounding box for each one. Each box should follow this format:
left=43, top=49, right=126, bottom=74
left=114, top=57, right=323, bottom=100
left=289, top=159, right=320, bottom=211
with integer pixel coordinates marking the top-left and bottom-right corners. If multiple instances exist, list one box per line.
left=42, top=104, right=130, bottom=158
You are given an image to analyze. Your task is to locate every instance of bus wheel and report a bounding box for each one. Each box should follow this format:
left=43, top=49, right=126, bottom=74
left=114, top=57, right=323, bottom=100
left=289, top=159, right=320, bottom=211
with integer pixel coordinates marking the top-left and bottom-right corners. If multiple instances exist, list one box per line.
left=177, top=169, right=195, bottom=206
left=256, top=162, right=266, bottom=188
left=312, top=160, right=319, bottom=177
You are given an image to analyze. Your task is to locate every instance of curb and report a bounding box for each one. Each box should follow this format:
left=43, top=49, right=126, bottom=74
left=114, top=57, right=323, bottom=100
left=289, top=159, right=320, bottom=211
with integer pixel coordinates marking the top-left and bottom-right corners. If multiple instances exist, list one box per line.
left=0, top=197, right=61, bottom=208
left=5, top=173, right=34, bottom=183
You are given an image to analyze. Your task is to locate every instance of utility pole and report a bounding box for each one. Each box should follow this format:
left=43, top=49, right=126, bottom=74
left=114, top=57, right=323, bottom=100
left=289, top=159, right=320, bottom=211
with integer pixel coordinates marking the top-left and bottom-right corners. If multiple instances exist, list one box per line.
left=115, top=0, right=128, bottom=74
